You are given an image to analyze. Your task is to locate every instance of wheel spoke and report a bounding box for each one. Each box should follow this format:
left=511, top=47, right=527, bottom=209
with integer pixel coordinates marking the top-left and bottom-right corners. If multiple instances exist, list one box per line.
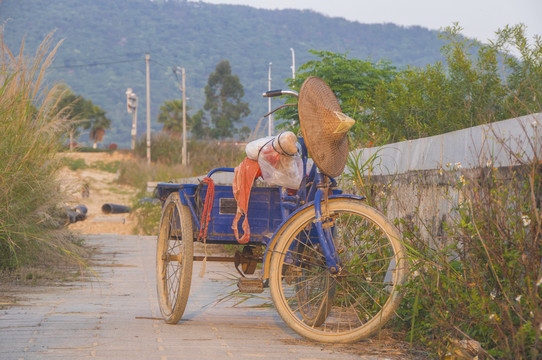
left=156, top=193, right=194, bottom=323
left=270, top=199, right=406, bottom=343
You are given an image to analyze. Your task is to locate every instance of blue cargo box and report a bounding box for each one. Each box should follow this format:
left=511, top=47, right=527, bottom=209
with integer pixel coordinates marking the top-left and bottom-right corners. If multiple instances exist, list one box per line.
left=156, top=182, right=283, bottom=245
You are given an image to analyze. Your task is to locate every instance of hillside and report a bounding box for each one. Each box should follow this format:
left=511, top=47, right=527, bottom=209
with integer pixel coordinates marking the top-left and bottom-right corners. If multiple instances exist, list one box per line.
left=0, top=0, right=445, bottom=147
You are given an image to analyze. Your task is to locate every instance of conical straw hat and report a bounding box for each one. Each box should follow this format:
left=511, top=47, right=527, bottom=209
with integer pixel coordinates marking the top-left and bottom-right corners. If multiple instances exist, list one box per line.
left=298, top=77, right=355, bottom=178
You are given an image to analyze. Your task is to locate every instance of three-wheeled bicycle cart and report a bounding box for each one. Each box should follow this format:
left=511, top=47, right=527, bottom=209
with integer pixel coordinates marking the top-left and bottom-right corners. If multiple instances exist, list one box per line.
left=155, top=77, right=407, bottom=344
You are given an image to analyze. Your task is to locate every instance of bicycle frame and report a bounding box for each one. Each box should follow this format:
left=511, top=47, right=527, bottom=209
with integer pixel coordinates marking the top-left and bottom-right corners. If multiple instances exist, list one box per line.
left=157, top=92, right=361, bottom=276
left=259, top=138, right=365, bottom=278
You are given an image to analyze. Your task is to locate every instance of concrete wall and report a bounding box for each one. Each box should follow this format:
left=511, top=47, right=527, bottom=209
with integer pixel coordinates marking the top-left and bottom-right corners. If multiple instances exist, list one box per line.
left=344, top=112, right=541, bottom=243
left=347, top=112, right=541, bottom=176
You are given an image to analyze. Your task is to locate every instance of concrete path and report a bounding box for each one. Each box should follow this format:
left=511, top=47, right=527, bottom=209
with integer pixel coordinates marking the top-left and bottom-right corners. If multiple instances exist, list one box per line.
left=0, top=235, right=413, bottom=360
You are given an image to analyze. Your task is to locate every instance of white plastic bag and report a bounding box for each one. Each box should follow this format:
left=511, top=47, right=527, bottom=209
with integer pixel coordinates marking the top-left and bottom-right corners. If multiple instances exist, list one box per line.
left=245, top=131, right=303, bottom=189
left=245, top=136, right=274, bottom=160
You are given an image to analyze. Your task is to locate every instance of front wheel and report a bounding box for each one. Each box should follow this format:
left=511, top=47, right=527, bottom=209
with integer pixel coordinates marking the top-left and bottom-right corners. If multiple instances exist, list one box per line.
left=156, top=192, right=194, bottom=324
left=269, top=198, right=407, bottom=343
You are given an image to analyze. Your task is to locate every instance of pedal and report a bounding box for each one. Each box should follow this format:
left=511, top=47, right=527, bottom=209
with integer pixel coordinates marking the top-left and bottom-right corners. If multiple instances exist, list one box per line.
left=237, top=277, right=264, bottom=293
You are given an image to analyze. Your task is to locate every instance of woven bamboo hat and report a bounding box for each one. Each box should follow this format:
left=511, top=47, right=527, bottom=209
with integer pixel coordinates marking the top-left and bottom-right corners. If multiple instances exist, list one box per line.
left=298, top=77, right=355, bottom=178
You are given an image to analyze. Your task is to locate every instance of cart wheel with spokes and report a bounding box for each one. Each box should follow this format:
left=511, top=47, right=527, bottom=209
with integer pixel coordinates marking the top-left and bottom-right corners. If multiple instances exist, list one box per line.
left=294, top=243, right=336, bottom=327
left=270, top=198, right=407, bottom=343
left=156, top=192, right=194, bottom=324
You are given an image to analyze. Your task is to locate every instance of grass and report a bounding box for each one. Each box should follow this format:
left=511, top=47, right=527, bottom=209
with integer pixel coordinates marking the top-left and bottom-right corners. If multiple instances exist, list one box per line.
left=0, top=32, right=88, bottom=274
left=61, top=157, right=88, bottom=171
left=91, top=160, right=120, bottom=173
left=345, top=119, right=542, bottom=359
left=133, top=133, right=245, bottom=176
left=130, top=190, right=162, bottom=235
left=60, top=157, right=121, bottom=173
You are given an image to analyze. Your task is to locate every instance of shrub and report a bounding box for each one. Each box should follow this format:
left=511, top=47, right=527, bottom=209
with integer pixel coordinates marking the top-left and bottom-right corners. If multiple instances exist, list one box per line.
left=345, top=124, right=542, bottom=358
left=0, top=33, right=85, bottom=270
left=133, top=133, right=245, bottom=176
left=60, top=157, right=87, bottom=171
left=399, top=151, right=541, bottom=358
left=130, top=191, right=162, bottom=235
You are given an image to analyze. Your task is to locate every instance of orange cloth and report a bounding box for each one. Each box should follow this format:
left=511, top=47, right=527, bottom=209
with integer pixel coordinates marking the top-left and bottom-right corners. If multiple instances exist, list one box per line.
left=232, top=158, right=261, bottom=244
left=197, top=177, right=215, bottom=242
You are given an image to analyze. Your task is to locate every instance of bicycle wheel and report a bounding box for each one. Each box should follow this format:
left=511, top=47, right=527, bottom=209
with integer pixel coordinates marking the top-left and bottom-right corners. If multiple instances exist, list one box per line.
left=294, top=243, right=335, bottom=327
left=156, top=192, right=194, bottom=324
left=269, top=198, right=407, bottom=343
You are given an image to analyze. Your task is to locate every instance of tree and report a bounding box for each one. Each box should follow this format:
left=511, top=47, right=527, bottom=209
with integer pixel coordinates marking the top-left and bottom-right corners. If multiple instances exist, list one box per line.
left=203, top=59, right=250, bottom=139
left=189, top=110, right=209, bottom=140
left=157, top=99, right=191, bottom=136
left=55, top=87, right=87, bottom=150
left=55, top=87, right=111, bottom=149
left=238, top=126, right=251, bottom=141
left=367, top=23, right=542, bottom=143
left=275, top=50, right=397, bottom=147
left=87, top=104, right=111, bottom=148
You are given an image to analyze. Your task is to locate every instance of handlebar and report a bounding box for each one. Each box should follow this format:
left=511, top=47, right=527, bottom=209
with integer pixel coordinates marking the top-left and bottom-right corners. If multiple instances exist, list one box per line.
left=262, top=89, right=299, bottom=98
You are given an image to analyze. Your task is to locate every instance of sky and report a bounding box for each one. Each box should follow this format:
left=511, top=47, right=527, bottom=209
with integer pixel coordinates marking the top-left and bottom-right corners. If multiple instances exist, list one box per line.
left=188, top=0, right=542, bottom=44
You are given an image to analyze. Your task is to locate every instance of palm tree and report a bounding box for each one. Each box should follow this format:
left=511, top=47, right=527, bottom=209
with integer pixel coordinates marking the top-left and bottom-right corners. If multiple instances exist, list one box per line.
left=88, top=105, right=111, bottom=148
left=157, top=99, right=191, bottom=137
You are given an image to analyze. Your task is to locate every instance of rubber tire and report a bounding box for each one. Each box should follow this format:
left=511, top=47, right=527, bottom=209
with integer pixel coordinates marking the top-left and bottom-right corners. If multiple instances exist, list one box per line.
left=156, top=192, right=194, bottom=324
left=269, top=198, right=407, bottom=343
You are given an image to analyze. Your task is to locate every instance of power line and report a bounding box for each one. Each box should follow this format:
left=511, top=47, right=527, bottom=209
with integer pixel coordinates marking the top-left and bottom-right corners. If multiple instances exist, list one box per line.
left=50, top=54, right=183, bottom=75
left=50, top=58, right=142, bottom=69
left=149, top=58, right=171, bottom=69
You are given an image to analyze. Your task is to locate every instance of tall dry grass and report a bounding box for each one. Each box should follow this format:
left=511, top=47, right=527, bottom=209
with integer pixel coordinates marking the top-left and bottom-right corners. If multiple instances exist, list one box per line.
left=0, top=32, right=85, bottom=271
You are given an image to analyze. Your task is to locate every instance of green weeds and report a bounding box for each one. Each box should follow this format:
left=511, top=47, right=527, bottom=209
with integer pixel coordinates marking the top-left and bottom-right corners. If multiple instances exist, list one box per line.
left=130, top=190, right=161, bottom=236
left=345, top=126, right=542, bottom=358
left=0, top=33, right=87, bottom=272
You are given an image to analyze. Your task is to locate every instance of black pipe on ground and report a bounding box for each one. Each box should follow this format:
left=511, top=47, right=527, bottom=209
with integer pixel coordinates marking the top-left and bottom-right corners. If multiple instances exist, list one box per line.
left=74, top=204, right=88, bottom=221
left=65, top=204, right=88, bottom=224
left=102, top=203, right=131, bottom=214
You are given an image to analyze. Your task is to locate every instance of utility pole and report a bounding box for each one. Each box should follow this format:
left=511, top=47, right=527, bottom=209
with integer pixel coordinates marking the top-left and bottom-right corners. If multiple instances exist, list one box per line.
left=268, top=62, right=273, bottom=136
left=145, top=54, right=151, bottom=165
left=290, top=48, right=296, bottom=79
left=181, top=67, right=187, bottom=166
left=125, top=88, right=138, bottom=150
left=173, top=66, right=188, bottom=166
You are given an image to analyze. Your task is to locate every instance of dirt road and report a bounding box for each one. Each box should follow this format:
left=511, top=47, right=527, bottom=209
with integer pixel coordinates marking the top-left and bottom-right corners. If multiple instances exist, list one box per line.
left=0, top=234, right=413, bottom=360
left=59, top=151, right=139, bottom=235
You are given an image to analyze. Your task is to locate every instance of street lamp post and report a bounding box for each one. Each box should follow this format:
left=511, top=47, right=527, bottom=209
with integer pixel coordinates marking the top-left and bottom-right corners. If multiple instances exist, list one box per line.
left=268, top=62, right=273, bottom=136
left=145, top=53, right=151, bottom=165
left=182, top=67, right=187, bottom=166
left=173, top=66, right=188, bottom=166
left=125, top=88, right=138, bottom=151
left=290, top=48, right=295, bottom=79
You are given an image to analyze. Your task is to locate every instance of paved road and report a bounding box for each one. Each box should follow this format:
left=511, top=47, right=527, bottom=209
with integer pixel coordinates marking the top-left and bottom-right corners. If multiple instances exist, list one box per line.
left=1, top=235, right=411, bottom=360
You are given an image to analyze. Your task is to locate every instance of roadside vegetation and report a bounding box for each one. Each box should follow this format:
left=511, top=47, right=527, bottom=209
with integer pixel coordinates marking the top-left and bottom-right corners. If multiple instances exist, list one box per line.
left=0, top=34, right=88, bottom=276
left=327, top=25, right=541, bottom=359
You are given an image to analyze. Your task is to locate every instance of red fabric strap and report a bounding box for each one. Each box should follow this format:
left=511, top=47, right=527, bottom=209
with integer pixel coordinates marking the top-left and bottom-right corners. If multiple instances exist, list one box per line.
left=197, top=177, right=215, bottom=242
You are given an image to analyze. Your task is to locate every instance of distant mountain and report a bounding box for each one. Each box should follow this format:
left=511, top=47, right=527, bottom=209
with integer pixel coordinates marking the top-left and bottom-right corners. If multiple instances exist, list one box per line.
left=0, top=0, right=445, bottom=147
